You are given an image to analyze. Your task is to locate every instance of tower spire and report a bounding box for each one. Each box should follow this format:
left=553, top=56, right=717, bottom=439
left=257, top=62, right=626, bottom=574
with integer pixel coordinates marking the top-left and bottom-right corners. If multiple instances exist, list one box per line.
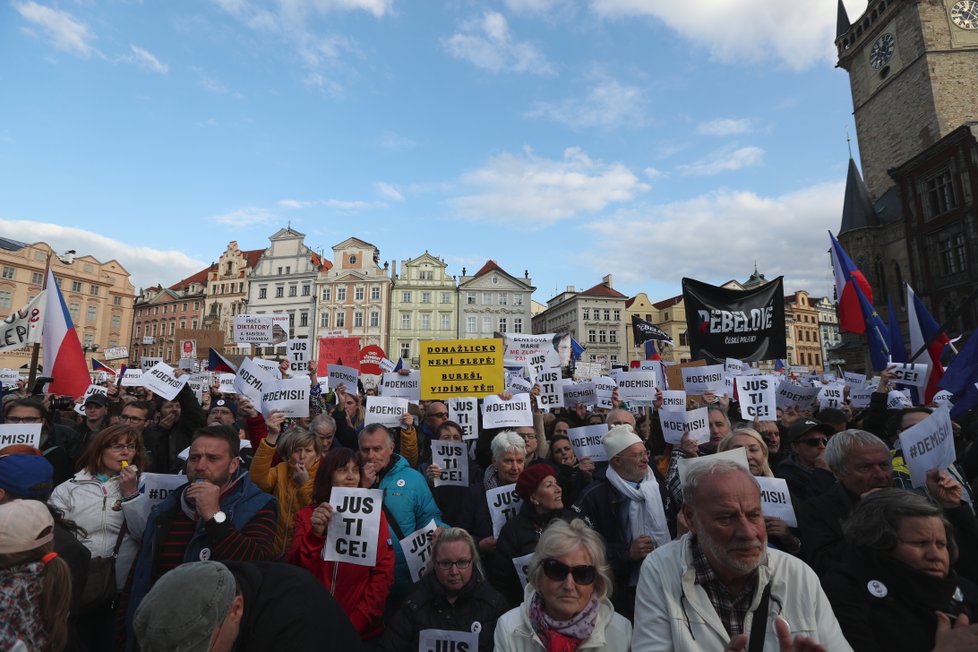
left=836, top=0, right=851, bottom=39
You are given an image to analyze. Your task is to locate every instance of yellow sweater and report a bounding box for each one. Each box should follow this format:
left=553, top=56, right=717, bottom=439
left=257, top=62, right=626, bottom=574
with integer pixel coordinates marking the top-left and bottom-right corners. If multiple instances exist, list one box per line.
left=249, top=440, right=319, bottom=557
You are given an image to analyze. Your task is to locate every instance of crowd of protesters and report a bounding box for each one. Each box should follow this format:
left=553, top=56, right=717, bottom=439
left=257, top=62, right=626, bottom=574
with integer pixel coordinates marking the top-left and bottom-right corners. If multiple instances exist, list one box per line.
left=3, top=358, right=978, bottom=651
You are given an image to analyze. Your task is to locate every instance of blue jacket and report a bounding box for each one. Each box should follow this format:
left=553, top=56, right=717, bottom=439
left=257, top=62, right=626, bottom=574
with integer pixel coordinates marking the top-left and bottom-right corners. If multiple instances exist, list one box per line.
left=378, top=455, right=444, bottom=594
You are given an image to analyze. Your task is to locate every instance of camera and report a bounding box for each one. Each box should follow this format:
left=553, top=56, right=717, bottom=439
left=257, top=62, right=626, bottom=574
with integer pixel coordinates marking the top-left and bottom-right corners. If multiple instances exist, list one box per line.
left=49, top=396, right=75, bottom=411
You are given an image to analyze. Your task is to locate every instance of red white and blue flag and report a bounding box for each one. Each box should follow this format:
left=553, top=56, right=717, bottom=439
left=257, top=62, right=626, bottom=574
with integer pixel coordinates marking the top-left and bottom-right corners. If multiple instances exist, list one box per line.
left=907, top=284, right=950, bottom=403
left=829, top=232, right=873, bottom=334
left=92, top=359, right=115, bottom=373
left=208, top=347, right=238, bottom=373
left=41, top=269, right=90, bottom=398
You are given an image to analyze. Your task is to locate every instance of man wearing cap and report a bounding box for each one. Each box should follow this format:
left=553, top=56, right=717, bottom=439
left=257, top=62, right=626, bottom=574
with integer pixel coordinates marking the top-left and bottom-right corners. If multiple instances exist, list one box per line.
left=571, top=424, right=675, bottom=619
left=133, top=560, right=363, bottom=652
left=773, top=417, right=837, bottom=503
left=64, top=393, right=110, bottom=462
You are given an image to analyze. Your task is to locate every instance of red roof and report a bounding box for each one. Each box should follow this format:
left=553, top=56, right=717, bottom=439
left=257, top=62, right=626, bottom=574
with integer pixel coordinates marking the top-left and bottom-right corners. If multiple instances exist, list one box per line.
left=243, top=248, right=264, bottom=268
left=579, top=282, right=627, bottom=299
left=652, top=294, right=683, bottom=310
left=170, top=264, right=215, bottom=290
left=472, top=260, right=506, bottom=278
left=311, top=251, right=332, bottom=271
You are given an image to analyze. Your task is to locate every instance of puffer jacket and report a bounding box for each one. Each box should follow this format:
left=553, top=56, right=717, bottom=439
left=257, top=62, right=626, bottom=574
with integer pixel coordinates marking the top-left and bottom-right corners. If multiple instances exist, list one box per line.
left=249, top=439, right=319, bottom=557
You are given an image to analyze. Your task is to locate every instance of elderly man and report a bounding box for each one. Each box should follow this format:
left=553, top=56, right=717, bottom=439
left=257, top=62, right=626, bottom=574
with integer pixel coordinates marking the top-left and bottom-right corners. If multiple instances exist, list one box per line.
left=571, top=425, right=675, bottom=619
left=632, top=460, right=851, bottom=651
left=310, top=413, right=341, bottom=454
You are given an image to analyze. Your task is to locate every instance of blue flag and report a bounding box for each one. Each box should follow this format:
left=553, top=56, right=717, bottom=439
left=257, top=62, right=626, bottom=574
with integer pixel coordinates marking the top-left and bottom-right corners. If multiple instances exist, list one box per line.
left=570, top=338, right=585, bottom=362
left=938, top=334, right=978, bottom=419
left=854, top=282, right=890, bottom=371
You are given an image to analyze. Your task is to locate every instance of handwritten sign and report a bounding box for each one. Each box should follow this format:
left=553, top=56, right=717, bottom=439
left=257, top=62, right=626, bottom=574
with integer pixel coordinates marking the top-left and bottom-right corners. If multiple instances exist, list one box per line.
left=420, top=338, right=504, bottom=400
left=682, top=364, right=725, bottom=395
left=431, top=441, right=469, bottom=487
left=141, top=362, right=188, bottom=401
left=365, top=396, right=409, bottom=428
left=899, top=405, right=955, bottom=487
left=486, top=484, right=522, bottom=538
left=756, top=476, right=797, bottom=527
left=660, top=390, right=686, bottom=412
left=736, top=375, right=777, bottom=421
left=261, top=377, right=310, bottom=418
left=0, top=423, right=41, bottom=449
left=481, top=393, right=532, bottom=429
left=399, top=519, right=438, bottom=584
left=233, top=315, right=274, bottom=344
left=380, top=370, right=421, bottom=402
left=567, top=424, right=609, bottom=463
left=418, top=629, right=479, bottom=652
left=323, top=488, right=383, bottom=567
left=0, top=292, right=44, bottom=353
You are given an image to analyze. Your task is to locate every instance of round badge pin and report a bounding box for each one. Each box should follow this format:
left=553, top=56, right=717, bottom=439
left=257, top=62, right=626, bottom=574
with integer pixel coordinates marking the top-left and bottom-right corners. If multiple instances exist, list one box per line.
left=199, top=548, right=212, bottom=561
left=397, top=479, right=406, bottom=488
left=954, top=587, right=965, bottom=602
left=867, top=580, right=888, bottom=598
left=471, top=622, right=481, bottom=634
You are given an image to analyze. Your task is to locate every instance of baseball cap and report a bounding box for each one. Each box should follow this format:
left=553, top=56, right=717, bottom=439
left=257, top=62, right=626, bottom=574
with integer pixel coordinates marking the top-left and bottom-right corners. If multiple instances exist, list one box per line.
left=0, top=499, right=54, bottom=554
left=0, top=454, right=54, bottom=499
left=788, top=418, right=835, bottom=444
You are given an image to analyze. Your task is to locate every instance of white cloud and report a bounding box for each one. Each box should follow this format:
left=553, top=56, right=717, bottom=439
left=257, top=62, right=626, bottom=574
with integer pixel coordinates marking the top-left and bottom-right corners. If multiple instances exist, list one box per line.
left=526, top=77, right=647, bottom=129
left=584, top=180, right=845, bottom=295
left=504, top=0, right=569, bottom=14
left=15, top=1, right=98, bottom=58
left=125, top=45, right=169, bottom=74
left=451, top=146, right=649, bottom=225
left=696, top=117, right=753, bottom=136
left=212, top=207, right=276, bottom=226
left=322, top=199, right=387, bottom=210
left=278, top=199, right=315, bottom=209
left=589, top=0, right=869, bottom=71
left=443, top=12, right=555, bottom=75
left=374, top=182, right=403, bottom=201
left=677, top=145, right=764, bottom=176
left=0, top=220, right=205, bottom=290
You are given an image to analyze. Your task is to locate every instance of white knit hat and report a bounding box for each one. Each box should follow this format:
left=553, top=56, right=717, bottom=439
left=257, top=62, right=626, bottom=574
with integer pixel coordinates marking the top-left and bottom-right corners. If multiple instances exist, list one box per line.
left=602, top=425, right=643, bottom=459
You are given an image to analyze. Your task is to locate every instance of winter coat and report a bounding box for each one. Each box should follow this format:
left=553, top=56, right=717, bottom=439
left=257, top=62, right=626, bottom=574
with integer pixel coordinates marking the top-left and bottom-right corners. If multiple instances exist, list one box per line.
left=493, top=502, right=571, bottom=608
left=249, top=439, right=319, bottom=557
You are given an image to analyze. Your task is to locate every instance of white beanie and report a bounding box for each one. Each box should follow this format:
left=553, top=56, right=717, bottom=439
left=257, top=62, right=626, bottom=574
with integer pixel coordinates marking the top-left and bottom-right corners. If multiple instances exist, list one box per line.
left=602, top=425, right=643, bottom=459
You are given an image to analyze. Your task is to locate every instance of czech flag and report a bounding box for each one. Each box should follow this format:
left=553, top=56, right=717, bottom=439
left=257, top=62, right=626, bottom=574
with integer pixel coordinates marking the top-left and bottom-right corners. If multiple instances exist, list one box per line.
left=907, top=284, right=950, bottom=403
left=92, top=359, right=115, bottom=373
left=208, top=347, right=238, bottom=373
left=853, top=281, right=890, bottom=371
left=644, top=340, right=662, bottom=361
left=41, top=269, right=90, bottom=398
left=829, top=232, right=873, bottom=334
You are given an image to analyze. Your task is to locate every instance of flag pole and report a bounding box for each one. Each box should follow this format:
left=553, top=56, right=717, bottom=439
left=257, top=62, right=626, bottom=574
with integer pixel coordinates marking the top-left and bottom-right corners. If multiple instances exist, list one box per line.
left=26, top=250, right=54, bottom=390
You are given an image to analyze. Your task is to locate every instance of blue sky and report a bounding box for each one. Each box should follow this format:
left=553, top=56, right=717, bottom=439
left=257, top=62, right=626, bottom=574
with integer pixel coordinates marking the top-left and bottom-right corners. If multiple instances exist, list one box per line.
left=0, top=0, right=869, bottom=304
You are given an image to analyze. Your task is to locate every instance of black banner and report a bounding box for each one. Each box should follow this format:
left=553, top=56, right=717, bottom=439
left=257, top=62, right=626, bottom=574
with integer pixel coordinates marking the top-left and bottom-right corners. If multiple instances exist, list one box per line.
left=631, top=315, right=673, bottom=345
left=682, top=277, right=786, bottom=363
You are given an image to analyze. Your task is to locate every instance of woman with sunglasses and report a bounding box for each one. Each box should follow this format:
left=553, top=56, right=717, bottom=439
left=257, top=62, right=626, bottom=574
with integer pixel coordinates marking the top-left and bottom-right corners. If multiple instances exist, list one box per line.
left=49, top=424, right=148, bottom=648
left=495, top=518, right=631, bottom=651
left=380, top=528, right=507, bottom=652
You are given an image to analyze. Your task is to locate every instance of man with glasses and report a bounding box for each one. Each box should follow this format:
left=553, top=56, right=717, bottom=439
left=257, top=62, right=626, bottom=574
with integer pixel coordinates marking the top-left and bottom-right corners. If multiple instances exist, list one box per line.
left=773, top=417, right=837, bottom=503
left=571, top=425, right=675, bottom=619
left=3, top=398, right=73, bottom=483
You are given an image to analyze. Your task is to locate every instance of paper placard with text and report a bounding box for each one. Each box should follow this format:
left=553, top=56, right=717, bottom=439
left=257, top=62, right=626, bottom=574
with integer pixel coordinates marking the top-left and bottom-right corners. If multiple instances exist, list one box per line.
left=660, top=390, right=686, bottom=412
left=323, top=488, right=384, bottom=567
left=233, top=358, right=274, bottom=406
left=567, top=424, right=610, bottom=463
left=261, top=377, right=310, bottom=418
left=611, top=370, right=656, bottom=406
left=593, top=376, right=617, bottom=410
left=756, top=476, right=797, bottom=527
left=0, top=423, right=41, bottom=449
left=138, top=473, right=189, bottom=519
left=420, top=338, right=504, bottom=400
left=735, top=375, right=777, bottom=421
left=513, top=552, right=535, bottom=590
left=776, top=381, right=820, bottom=409
left=141, top=362, right=188, bottom=401
left=286, top=338, right=310, bottom=373
left=233, top=315, right=274, bottom=344
left=481, top=393, right=532, bottom=429
left=447, top=397, right=479, bottom=440
left=899, top=405, right=955, bottom=487
left=659, top=406, right=709, bottom=445
left=431, top=441, right=469, bottom=487
left=886, top=362, right=930, bottom=389
left=418, top=629, right=479, bottom=652
left=140, top=356, right=164, bottom=372
left=681, top=364, right=726, bottom=396
left=818, top=383, right=845, bottom=410
left=562, top=381, right=595, bottom=408
left=486, top=484, right=522, bottom=538
left=535, top=366, right=564, bottom=409
left=327, top=364, right=360, bottom=396
left=317, top=336, right=362, bottom=375
left=121, top=368, right=143, bottom=387
left=399, top=519, right=438, bottom=584
left=380, top=370, right=421, bottom=402
left=365, top=396, right=409, bottom=428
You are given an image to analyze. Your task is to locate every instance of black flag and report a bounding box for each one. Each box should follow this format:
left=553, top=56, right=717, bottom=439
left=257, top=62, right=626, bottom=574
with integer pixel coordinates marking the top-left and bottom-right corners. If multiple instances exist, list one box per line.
left=631, top=315, right=673, bottom=346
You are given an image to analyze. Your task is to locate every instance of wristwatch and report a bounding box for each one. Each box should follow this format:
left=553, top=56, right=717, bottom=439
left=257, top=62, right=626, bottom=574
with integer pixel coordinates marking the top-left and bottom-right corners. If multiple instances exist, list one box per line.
left=207, top=511, right=227, bottom=526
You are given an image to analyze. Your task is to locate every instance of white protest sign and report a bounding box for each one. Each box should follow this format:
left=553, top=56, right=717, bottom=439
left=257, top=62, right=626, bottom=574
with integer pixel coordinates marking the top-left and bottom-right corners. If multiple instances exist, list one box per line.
left=0, top=369, right=20, bottom=388
left=252, top=357, right=282, bottom=380
left=899, top=405, right=955, bottom=487
left=736, top=375, right=777, bottom=421
left=660, top=390, right=686, bottom=412
left=682, top=364, right=725, bottom=395
left=756, top=476, right=797, bottom=527
left=849, top=386, right=873, bottom=408
left=658, top=407, right=710, bottom=446
left=535, top=366, right=564, bottom=409
left=323, top=488, right=384, bottom=567
left=218, top=373, right=237, bottom=394
left=562, top=381, right=595, bottom=408
left=233, top=314, right=274, bottom=344
left=501, top=333, right=562, bottom=368
left=141, top=362, right=188, bottom=401
left=418, top=630, right=479, bottom=652
left=481, top=393, right=532, bottom=429
left=234, top=358, right=274, bottom=406
left=887, top=390, right=913, bottom=410
left=640, top=360, right=667, bottom=391
left=447, top=397, right=479, bottom=440
left=567, top=424, right=610, bottom=463
left=121, top=368, right=143, bottom=387
left=933, top=390, right=955, bottom=407
left=776, top=381, right=820, bottom=409
left=0, top=292, right=44, bottom=353
left=380, top=370, right=421, bottom=402
left=399, top=519, right=438, bottom=584
left=513, top=552, right=535, bottom=591
left=486, top=484, right=522, bottom=538
left=138, top=473, right=189, bottom=519
left=611, top=370, right=656, bottom=407
left=327, top=364, right=359, bottom=396
left=103, top=345, right=128, bottom=361
left=286, top=338, right=310, bottom=373
left=527, top=352, right=550, bottom=383
left=505, top=373, right=533, bottom=395
left=590, top=376, right=615, bottom=410
left=379, top=357, right=397, bottom=373
left=677, top=447, right=749, bottom=490
left=573, top=361, right=602, bottom=381
left=365, top=396, right=409, bottom=428
left=0, top=423, right=41, bottom=449
left=887, top=362, right=930, bottom=389
left=261, top=377, right=310, bottom=418
left=140, top=356, right=163, bottom=372
left=725, top=358, right=746, bottom=375
left=82, top=384, right=108, bottom=403
left=431, top=440, right=468, bottom=487
left=188, top=373, right=210, bottom=403
left=817, top=383, right=845, bottom=410
left=843, top=372, right=866, bottom=389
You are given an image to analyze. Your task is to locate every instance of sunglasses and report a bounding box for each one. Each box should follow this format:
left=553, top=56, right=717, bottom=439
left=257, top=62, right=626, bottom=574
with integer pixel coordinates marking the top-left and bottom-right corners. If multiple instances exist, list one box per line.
left=542, top=559, right=596, bottom=585
left=798, top=437, right=827, bottom=447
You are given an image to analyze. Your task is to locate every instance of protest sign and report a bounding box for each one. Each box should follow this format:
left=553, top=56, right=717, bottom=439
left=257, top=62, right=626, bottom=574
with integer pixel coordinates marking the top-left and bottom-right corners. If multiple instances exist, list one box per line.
left=736, top=375, right=777, bottom=421
left=660, top=390, right=686, bottom=412
left=234, top=358, right=274, bottom=406
left=659, top=407, right=710, bottom=446
left=481, top=393, right=532, bottom=429
left=573, top=362, right=602, bottom=381
left=887, top=390, right=913, bottom=410
left=431, top=441, right=468, bottom=487
left=420, top=338, right=504, bottom=400
left=562, top=381, right=595, bottom=408
left=886, top=362, right=930, bottom=389
left=327, top=364, right=359, bottom=395
left=121, top=368, right=143, bottom=387
left=0, top=423, right=41, bottom=449
left=365, top=396, right=409, bottom=428
left=725, top=358, right=746, bottom=375
left=399, top=519, right=438, bottom=584
left=593, top=376, right=617, bottom=409
left=318, top=336, right=362, bottom=375
left=447, top=397, right=479, bottom=440
left=513, top=552, right=535, bottom=591
left=138, top=473, right=189, bottom=519
left=252, top=358, right=282, bottom=379
left=665, top=359, right=704, bottom=391
left=640, top=360, right=667, bottom=391
left=486, top=484, right=522, bottom=537
left=756, top=476, right=797, bottom=527
left=286, top=339, right=310, bottom=373
left=218, top=373, right=236, bottom=393
left=677, top=447, right=749, bottom=490
left=0, top=292, right=44, bottom=353
left=775, top=381, right=819, bottom=410
left=141, top=362, right=187, bottom=401
left=379, top=357, right=397, bottom=373
left=933, top=389, right=955, bottom=407
left=500, top=333, right=563, bottom=369
left=611, top=370, right=656, bottom=406
left=359, top=345, right=387, bottom=376
left=899, top=405, right=955, bottom=487
left=681, top=364, right=725, bottom=396
left=188, top=373, right=210, bottom=403
left=535, top=366, right=564, bottom=409
left=0, top=369, right=20, bottom=389
left=849, top=386, right=873, bottom=408
left=567, top=424, right=610, bottom=463
left=380, top=370, right=421, bottom=402
left=505, top=372, right=533, bottom=395
left=233, top=315, right=274, bottom=344
left=418, top=630, right=479, bottom=652
left=81, top=384, right=107, bottom=403
left=843, top=371, right=866, bottom=388
left=140, top=356, right=163, bottom=372
left=261, top=377, right=310, bottom=418
left=818, top=383, right=845, bottom=410
left=104, top=345, right=128, bottom=361
left=323, top=488, right=384, bottom=567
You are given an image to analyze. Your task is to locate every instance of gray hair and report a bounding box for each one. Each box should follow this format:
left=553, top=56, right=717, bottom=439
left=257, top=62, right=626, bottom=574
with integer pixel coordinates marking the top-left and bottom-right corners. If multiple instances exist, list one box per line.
left=310, top=413, right=336, bottom=435
left=843, top=488, right=958, bottom=563
left=426, top=527, right=484, bottom=578
left=527, top=519, right=613, bottom=602
left=708, top=406, right=730, bottom=426
left=276, top=427, right=320, bottom=459
left=824, top=429, right=888, bottom=477
left=359, top=423, right=395, bottom=445
left=491, top=430, right=526, bottom=462
left=684, top=459, right=759, bottom=508
left=606, top=409, right=636, bottom=428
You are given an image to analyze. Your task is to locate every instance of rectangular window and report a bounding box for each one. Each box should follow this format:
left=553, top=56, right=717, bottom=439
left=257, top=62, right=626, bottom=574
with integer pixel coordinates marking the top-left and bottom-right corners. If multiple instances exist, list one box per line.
left=420, top=314, right=431, bottom=330
left=498, top=318, right=507, bottom=332
left=513, top=294, right=523, bottom=306
left=940, top=234, right=967, bottom=275
left=31, top=271, right=42, bottom=285
left=401, top=342, right=411, bottom=359
left=440, top=314, right=451, bottom=330
left=354, top=312, right=364, bottom=328
left=421, top=292, right=431, bottom=304
left=483, top=293, right=492, bottom=306
left=498, top=294, right=507, bottom=305
left=467, top=293, right=475, bottom=305
left=513, top=318, right=523, bottom=333
left=180, top=320, right=186, bottom=330
left=371, top=287, right=380, bottom=301
left=599, top=330, right=607, bottom=343
left=613, top=309, right=621, bottom=321
left=71, top=281, right=82, bottom=292
left=300, top=312, right=309, bottom=327
left=583, top=309, right=590, bottom=320
left=401, top=312, right=411, bottom=329
left=926, top=169, right=957, bottom=217
left=111, top=315, right=121, bottom=329
left=603, top=309, right=611, bottom=321
left=588, top=329, right=597, bottom=343
left=355, top=287, right=365, bottom=301
left=69, top=302, right=80, bottom=321
left=482, top=317, right=492, bottom=332
left=302, top=285, right=310, bottom=296
left=192, top=319, right=198, bottom=329
left=336, top=312, right=346, bottom=328
left=402, top=291, right=412, bottom=303
left=337, top=288, right=347, bottom=301
left=467, top=317, right=476, bottom=333
left=370, top=312, right=379, bottom=328
left=114, top=296, right=123, bottom=306
left=0, top=291, right=11, bottom=309
left=275, top=286, right=284, bottom=298
left=288, top=285, right=297, bottom=297
left=258, top=287, right=267, bottom=299
left=441, top=292, right=451, bottom=304
left=320, top=313, right=330, bottom=327
left=83, top=333, right=95, bottom=347
left=609, top=330, right=618, bottom=343
left=0, top=267, right=13, bottom=280
left=169, top=322, right=175, bottom=336
left=321, top=288, right=331, bottom=301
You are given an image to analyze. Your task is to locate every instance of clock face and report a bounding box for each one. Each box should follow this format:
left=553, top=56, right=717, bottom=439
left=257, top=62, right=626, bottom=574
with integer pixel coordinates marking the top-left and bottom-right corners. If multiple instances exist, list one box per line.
left=870, top=33, right=895, bottom=69
left=951, top=0, right=978, bottom=29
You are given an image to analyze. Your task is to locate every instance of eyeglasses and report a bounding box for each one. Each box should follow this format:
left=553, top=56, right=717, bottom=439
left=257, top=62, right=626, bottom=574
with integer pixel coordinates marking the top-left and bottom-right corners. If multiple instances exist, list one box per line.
left=108, top=443, right=137, bottom=452
left=435, top=559, right=472, bottom=570
left=617, top=451, right=649, bottom=461
left=543, top=559, right=596, bottom=585
left=798, top=437, right=827, bottom=448
left=517, top=432, right=536, bottom=440
left=119, top=415, right=146, bottom=423
left=6, top=416, right=43, bottom=424
left=428, top=412, right=449, bottom=419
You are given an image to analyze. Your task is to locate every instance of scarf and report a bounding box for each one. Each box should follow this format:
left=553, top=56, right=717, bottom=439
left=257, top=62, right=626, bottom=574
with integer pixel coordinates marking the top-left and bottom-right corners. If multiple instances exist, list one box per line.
left=483, top=464, right=502, bottom=490
left=606, top=466, right=672, bottom=549
left=0, top=562, right=48, bottom=652
left=529, top=591, right=599, bottom=651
